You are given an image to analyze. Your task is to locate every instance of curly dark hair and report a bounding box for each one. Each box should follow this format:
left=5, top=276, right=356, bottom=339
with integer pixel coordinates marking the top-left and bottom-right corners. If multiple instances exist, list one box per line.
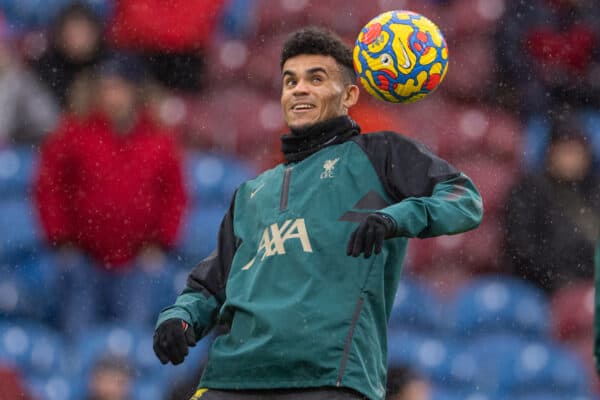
left=280, top=27, right=357, bottom=84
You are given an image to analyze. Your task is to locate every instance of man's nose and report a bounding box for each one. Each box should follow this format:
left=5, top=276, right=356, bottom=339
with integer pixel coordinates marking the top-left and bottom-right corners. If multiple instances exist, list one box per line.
left=292, top=79, right=310, bottom=95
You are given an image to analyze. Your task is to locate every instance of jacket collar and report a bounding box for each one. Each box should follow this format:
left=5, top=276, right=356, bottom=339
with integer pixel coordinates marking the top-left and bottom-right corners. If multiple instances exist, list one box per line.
left=281, top=115, right=360, bottom=163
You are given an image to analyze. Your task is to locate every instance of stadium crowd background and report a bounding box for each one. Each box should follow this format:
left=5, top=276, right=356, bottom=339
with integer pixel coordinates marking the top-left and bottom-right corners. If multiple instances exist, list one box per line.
left=0, top=0, right=599, bottom=399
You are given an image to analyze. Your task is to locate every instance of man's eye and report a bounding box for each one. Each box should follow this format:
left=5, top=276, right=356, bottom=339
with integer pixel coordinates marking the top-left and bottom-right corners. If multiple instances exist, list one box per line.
left=312, top=76, right=322, bottom=83
left=285, top=80, right=296, bottom=86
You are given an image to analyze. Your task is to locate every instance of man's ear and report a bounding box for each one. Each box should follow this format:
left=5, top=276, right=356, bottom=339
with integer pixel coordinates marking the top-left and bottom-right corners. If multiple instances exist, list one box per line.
left=343, top=84, right=360, bottom=110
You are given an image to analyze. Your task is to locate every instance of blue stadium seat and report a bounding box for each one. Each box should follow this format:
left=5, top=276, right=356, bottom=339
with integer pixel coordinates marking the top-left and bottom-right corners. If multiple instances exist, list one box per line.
left=452, top=276, right=550, bottom=339
left=522, top=114, right=551, bottom=171
left=76, top=323, right=212, bottom=384
left=513, top=394, right=593, bottom=400
left=431, top=387, right=497, bottom=400
left=0, top=198, right=43, bottom=263
left=0, top=265, right=39, bottom=320
left=184, top=152, right=255, bottom=207
left=166, top=257, right=192, bottom=295
left=131, top=376, right=168, bottom=400
left=76, top=324, right=154, bottom=377
left=0, top=146, right=36, bottom=199
left=463, top=333, right=592, bottom=398
left=388, top=330, right=456, bottom=385
left=0, top=250, right=70, bottom=322
left=388, top=329, right=483, bottom=390
left=0, top=320, right=69, bottom=378
left=499, top=340, right=591, bottom=397
left=389, top=278, right=447, bottom=333
left=177, top=205, right=227, bottom=261
left=429, top=388, right=463, bottom=400
left=435, top=343, right=481, bottom=389
left=158, top=333, right=212, bottom=387
left=463, top=333, right=528, bottom=396
left=0, top=0, right=113, bottom=29
left=580, top=109, right=600, bottom=170
left=27, top=374, right=81, bottom=400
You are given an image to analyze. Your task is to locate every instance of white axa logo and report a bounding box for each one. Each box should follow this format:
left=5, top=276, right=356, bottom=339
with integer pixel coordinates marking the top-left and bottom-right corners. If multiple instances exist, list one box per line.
left=320, top=157, right=340, bottom=179
left=242, top=218, right=313, bottom=270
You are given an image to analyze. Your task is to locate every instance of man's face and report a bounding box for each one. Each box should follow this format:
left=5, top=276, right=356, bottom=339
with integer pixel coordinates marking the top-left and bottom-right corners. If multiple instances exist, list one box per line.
left=89, top=368, right=131, bottom=400
left=59, top=16, right=100, bottom=62
left=97, top=75, right=137, bottom=124
left=547, top=138, right=592, bottom=182
left=281, top=54, right=358, bottom=129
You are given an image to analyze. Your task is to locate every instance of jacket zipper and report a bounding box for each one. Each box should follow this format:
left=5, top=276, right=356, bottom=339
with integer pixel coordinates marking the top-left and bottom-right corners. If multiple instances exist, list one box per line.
left=280, top=167, right=292, bottom=212
left=336, top=296, right=364, bottom=386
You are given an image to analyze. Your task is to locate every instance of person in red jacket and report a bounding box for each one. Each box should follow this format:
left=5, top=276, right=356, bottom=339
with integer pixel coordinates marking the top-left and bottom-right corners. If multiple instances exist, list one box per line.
left=34, top=54, right=187, bottom=334
left=108, top=0, right=226, bottom=91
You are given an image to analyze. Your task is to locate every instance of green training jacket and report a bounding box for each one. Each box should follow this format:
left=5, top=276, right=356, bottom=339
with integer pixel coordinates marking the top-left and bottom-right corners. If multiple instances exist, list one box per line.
left=157, top=127, right=483, bottom=400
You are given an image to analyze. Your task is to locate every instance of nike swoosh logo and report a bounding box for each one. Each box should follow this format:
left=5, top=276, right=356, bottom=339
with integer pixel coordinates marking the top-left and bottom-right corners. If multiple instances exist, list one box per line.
left=250, top=183, right=265, bottom=198
left=398, top=40, right=411, bottom=69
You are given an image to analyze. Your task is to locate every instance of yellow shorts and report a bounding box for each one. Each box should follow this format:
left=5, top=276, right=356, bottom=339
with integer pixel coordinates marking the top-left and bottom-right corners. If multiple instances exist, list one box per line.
left=190, top=388, right=209, bottom=399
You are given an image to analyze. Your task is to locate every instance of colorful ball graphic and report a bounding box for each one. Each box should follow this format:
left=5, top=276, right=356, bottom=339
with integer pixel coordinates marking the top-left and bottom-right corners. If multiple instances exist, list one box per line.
left=353, top=10, right=449, bottom=103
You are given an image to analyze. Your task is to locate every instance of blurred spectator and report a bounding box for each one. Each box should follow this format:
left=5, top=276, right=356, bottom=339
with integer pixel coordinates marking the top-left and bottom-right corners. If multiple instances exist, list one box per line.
left=33, top=53, right=187, bottom=333
left=496, top=0, right=600, bottom=114
left=87, top=356, right=133, bottom=400
left=108, top=0, right=226, bottom=91
left=386, top=366, right=431, bottom=400
left=64, top=67, right=96, bottom=118
left=0, top=365, right=32, bottom=400
left=0, top=13, right=58, bottom=146
left=31, top=2, right=107, bottom=106
left=520, top=102, right=600, bottom=172
left=504, top=112, right=600, bottom=293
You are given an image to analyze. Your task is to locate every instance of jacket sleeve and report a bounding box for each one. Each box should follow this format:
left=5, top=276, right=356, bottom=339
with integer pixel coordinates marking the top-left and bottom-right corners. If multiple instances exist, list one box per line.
left=155, top=193, right=238, bottom=340
left=353, top=132, right=483, bottom=238
left=34, top=122, right=76, bottom=245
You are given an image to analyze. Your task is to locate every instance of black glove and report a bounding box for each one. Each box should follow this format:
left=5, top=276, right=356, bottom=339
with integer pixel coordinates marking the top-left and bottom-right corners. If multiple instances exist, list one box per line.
left=346, top=213, right=395, bottom=258
left=153, top=319, right=196, bottom=365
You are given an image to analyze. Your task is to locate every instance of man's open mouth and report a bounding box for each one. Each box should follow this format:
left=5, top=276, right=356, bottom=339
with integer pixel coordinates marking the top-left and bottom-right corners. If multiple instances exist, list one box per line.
left=292, top=104, right=316, bottom=110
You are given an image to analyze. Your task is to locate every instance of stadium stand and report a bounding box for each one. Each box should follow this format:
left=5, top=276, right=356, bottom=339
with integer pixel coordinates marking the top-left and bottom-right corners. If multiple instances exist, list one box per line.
left=388, top=277, right=448, bottom=334
left=451, top=276, right=550, bottom=339
left=0, top=0, right=598, bottom=398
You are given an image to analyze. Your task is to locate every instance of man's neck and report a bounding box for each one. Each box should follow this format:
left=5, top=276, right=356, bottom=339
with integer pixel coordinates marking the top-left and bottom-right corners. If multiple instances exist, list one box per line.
left=281, top=115, right=360, bottom=163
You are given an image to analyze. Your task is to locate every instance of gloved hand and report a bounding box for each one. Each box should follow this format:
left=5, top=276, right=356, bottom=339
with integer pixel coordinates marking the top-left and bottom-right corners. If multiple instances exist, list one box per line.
left=153, top=319, right=196, bottom=365
left=346, top=213, right=395, bottom=258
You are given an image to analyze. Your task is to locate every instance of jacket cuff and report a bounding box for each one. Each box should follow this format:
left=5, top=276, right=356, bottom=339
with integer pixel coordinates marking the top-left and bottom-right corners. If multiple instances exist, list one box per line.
left=155, top=307, right=193, bottom=330
left=374, top=212, right=397, bottom=238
